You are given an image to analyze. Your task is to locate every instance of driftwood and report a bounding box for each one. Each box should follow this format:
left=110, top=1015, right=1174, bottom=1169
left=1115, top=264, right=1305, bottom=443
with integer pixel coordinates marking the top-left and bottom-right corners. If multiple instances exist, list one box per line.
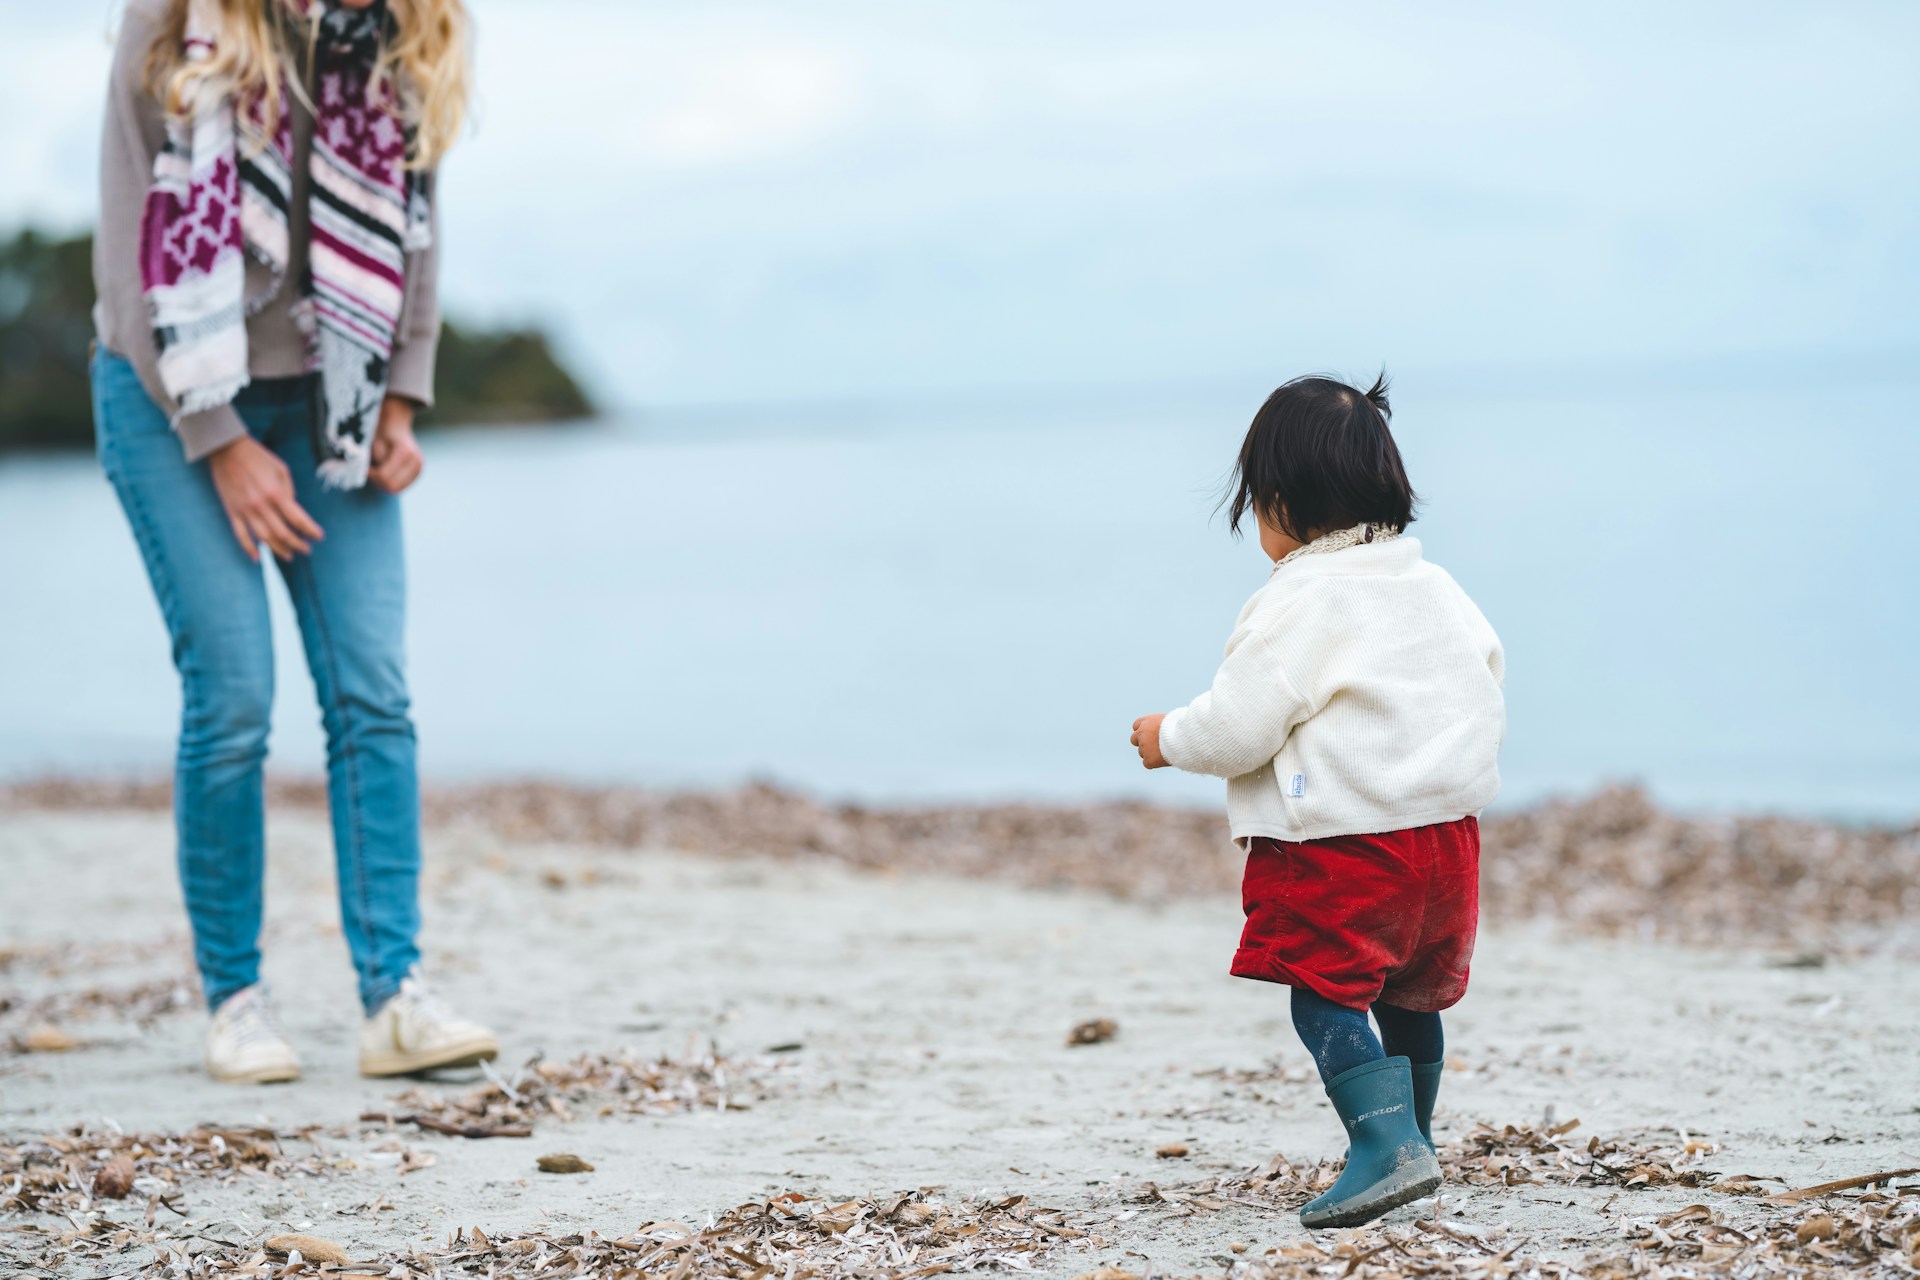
left=358, top=1111, right=532, bottom=1139
left=1766, top=1167, right=1920, bottom=1203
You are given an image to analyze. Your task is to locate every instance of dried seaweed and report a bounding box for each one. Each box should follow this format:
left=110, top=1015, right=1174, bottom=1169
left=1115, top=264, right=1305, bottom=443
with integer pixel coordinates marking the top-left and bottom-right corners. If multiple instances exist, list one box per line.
left=1765, top=1167, right=1919, bottom=1202
left=1580, top=1191, right=1920, bottom=1279
left=0, top=975, right=198, bottom=1054
left=7, top=1114, right=1915, bottom=1280
left=1477, top=786, right=1920, bottom=952
left=0, top=1124, right=331, bottom=1224
left=13, top=1187, right=1090, bottom=1279
left=1181, top=1191, right=1920, bottom=1279
left=363, top=1047, right=791, bottom=1139
left=0, top=936, right=190, bottom=976
left=1116, top=1121, right=1724, bottom=1222
left=1443, top=1120, right=1722, bottom=1189
left=1124, top=1128, right=1919, bottom=1279
left=10, top=779, right=1912, bottom=951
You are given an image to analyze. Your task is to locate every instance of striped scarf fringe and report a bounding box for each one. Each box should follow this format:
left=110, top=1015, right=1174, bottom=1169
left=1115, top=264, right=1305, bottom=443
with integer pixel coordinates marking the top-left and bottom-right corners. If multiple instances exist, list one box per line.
left=138, top=0, right=429, bottom=489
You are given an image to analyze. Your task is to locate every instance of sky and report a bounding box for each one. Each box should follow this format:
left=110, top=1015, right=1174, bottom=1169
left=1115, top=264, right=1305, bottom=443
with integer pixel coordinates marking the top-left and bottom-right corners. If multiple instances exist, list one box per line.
left=3, top=1, right=1917, bottom=408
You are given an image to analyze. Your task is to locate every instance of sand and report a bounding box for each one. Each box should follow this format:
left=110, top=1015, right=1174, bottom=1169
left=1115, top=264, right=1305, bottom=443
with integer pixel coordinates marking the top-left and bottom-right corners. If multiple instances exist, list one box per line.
left=3, top=806, right=1918, bottom=1276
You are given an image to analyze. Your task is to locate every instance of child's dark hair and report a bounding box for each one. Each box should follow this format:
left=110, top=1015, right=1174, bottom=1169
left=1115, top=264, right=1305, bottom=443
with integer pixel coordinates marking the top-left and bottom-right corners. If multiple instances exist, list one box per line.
left=1221, top=372, right=1417, bottom=542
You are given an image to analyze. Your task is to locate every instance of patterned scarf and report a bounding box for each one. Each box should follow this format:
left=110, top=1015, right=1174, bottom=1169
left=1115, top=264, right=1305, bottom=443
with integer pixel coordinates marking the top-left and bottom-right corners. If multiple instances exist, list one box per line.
left=140, top=0, right=431, bottom=488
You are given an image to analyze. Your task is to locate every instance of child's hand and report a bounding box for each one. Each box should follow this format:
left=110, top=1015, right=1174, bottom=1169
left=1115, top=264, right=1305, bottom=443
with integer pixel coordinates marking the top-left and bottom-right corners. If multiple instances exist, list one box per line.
left=1130, top=714, right=1169, bottom=769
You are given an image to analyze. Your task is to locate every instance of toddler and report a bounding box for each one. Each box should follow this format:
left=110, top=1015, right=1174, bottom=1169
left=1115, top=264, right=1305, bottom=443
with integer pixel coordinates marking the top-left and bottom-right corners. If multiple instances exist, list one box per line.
left=1130, top=374, right=1505, bottom=1228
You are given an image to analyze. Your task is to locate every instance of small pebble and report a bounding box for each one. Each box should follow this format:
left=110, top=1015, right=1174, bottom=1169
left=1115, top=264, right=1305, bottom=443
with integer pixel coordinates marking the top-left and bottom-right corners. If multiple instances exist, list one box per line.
left=22, top=1025, right=75, bottom=1053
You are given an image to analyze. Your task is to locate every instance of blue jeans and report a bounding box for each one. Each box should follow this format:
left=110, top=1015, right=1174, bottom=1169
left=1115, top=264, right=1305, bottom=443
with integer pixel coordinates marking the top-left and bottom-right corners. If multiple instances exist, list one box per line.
left=92, top=349, right=421, bottom=1015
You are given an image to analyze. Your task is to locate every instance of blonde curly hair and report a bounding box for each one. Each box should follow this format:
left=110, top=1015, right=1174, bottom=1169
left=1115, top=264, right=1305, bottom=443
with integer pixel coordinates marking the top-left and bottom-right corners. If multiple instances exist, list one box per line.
left=145, top=0, right=470, bottom=168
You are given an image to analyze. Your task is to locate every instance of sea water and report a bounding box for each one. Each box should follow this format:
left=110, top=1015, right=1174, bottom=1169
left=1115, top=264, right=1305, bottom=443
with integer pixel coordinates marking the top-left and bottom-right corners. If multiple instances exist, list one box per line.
left=1, top=380, right=1914, bottom=821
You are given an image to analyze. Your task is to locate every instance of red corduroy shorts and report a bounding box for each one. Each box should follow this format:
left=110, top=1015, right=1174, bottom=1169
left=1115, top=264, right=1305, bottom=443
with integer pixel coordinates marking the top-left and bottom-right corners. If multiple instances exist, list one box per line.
left=1231, top=817, right=1480, bottom=1013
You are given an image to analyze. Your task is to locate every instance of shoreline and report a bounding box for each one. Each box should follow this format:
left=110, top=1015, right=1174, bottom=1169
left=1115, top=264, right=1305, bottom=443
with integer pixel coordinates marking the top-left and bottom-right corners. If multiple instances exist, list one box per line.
left=4, top=776, right=1916, bottom=956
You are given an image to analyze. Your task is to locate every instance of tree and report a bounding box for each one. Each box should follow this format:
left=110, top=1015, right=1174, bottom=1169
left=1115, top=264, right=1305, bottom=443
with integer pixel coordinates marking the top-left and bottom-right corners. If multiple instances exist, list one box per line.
left=0, top=229, right=96, bottom=450
left=427, top=321, right=594, bottom=426
left=0, top=228, right=594, bottom=452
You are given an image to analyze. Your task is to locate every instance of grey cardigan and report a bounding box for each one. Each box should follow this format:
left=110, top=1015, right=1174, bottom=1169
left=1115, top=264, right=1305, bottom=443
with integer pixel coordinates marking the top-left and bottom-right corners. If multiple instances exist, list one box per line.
left=94, top=0, right=442, bottom=462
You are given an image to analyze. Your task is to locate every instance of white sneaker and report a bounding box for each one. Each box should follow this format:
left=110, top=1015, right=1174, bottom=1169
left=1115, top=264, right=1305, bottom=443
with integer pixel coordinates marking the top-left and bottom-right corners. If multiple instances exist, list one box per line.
left=358, top=968, right=499, bottom=1077
left=205, top=985, right=301, bottom=1084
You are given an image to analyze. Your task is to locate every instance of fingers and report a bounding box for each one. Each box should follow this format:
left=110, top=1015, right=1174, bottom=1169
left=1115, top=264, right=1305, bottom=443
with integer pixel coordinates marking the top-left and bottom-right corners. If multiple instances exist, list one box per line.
left=210, top=441, right=328, bottom=561
left=371, top=446, right=422, bottom=494
left=250, top=504, right=311, bottom=560
left=227, top=514, right=260, bottom=563
left=251, top=483, right=320, bottom=561
left=1129, top=714, right=1165, bottom=769
left=279, top=492, right=324, bottom=543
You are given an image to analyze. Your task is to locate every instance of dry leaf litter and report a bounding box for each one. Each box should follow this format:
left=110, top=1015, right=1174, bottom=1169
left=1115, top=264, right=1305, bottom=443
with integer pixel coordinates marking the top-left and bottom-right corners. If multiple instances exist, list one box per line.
left=1129, top=1120, right=1723, bottom=1222
left=1, top=1125, right=329, bottom=1219
left=1151, top=1187, right=1920, bottom=1280
left=6, top=1187, right=1093, bottom=1278
left=0, top=1048, right=796, bottom=1272
left=0, top=1124, right=338, bottom=1271
left=5, top=783, right=1917, bottom=1275
left=11, top=1126, right=1911, bottom=1279
left=1116, top=1120, right=1919, bottom=1280
left=2, top=974, right=199, bottom=1056
left=362, top=1047, right=791, bottom=1139
left=10, top=780, right=1914, bottom=952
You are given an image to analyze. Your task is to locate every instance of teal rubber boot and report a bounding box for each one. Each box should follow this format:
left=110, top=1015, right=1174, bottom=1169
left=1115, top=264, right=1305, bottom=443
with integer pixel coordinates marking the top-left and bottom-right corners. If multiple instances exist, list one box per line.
left=1410, top=1059, right=1444, bottom=1152
left=1299, top=1056, right=1443, bottom=1229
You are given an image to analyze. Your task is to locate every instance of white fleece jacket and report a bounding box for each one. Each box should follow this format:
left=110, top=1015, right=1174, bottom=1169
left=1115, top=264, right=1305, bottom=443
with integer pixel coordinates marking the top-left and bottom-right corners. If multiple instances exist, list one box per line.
left=1158, top=532, right=1505, bottom=843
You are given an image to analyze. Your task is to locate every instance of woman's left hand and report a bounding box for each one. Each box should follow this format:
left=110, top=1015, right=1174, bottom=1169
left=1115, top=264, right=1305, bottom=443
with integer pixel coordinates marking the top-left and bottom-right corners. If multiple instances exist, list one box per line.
left=368, top=396, right=425, bottom=494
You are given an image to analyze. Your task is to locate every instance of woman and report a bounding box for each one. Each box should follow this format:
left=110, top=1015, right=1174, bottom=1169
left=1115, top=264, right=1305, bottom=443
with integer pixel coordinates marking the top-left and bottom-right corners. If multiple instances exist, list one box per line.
left=91, top=0, right=497, bottom=1083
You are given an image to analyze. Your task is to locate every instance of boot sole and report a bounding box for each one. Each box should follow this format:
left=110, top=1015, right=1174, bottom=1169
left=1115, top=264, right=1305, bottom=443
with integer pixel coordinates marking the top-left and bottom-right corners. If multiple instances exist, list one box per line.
left=359, top=1036, right=499, bottom=1078
left=1300, top=1163, right=1443, bottom=1229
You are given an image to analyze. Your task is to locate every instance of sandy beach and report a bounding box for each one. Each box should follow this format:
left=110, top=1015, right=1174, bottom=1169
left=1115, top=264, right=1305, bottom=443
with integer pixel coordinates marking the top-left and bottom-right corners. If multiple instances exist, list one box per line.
left=3, top=790, right=1918, bottom=1277
left=7, top=4, right=1916, bottom=1277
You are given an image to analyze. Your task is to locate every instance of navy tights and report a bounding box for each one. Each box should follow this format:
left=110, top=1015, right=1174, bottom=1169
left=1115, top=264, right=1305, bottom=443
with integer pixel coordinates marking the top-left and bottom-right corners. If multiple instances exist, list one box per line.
left=1290, top=987, right=1444, bottom=1084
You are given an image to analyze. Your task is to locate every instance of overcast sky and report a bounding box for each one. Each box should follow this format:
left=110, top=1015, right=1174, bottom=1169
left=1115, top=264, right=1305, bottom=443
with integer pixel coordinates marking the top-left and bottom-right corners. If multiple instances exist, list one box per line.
left=5, top=1, right=1917, bottom=408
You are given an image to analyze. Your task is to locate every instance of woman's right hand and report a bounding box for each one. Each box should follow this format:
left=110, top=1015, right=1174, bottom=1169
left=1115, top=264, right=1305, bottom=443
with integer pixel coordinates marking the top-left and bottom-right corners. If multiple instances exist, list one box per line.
left=207, top=436, right=325, bottom=562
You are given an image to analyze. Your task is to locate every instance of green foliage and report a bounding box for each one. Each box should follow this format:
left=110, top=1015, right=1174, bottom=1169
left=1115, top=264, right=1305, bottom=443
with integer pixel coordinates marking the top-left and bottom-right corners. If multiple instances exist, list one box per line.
left=0, top=228, right=594, bottom=452
left=0, top=229, right=96, bottom=450
left=425, top=321, right=594, bottom=426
